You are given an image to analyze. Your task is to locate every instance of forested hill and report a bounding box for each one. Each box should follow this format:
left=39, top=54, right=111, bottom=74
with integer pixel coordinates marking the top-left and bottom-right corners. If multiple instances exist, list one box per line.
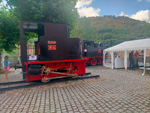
left=71, top=16, right=150, bottom=47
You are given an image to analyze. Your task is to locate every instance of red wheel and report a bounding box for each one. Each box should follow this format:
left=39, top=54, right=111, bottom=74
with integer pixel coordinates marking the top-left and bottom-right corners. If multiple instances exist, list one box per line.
left=90, top=58, right=97, bottom=66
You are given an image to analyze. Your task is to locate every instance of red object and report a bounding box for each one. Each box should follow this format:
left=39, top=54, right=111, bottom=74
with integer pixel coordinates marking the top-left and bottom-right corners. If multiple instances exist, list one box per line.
left=24, top=58, right=86, bottom=82
left=90, top=58, right=97, bottom=66
left=84, top=56, right=103, bottom=65
left=134, top=52, right=140, bottom=57
left=48, top=45, right=56, bottom=50
left=98, top=49, right=101, bottom=53
left=48, top=41, right=56, bottom=44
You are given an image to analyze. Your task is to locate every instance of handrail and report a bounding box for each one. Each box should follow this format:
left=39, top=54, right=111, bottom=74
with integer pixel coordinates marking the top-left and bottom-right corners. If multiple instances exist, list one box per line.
left=17, top=42, right=30, bottom=57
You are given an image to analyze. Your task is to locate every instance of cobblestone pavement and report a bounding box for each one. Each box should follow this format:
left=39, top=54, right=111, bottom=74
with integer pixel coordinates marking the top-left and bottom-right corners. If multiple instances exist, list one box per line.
left=0, top=69, right=22, bottom=83
left=0, top=66, right=150, bottom=113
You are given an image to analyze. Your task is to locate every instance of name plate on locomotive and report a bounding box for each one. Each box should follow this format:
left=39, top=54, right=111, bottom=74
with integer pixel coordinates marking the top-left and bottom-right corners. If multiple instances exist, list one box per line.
left=48, top=41, right=56, bottom=44
left=48, top=45, right=56, bottom=50
left=48, top=41, right=56, bottom=50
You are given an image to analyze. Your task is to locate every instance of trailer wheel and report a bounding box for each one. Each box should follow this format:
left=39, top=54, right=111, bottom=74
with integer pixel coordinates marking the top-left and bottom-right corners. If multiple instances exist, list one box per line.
left=90, top=58, right=97, bottom=66
left=41, top=77, right=51, bottom=83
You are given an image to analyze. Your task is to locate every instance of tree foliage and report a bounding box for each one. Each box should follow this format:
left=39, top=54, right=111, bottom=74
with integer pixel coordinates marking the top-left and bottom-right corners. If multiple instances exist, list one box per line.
left=0, top=8, right=19, bottom=52
left=6, top=0, right=79, bottom=27
left=71, top=17, right=95, bottom=40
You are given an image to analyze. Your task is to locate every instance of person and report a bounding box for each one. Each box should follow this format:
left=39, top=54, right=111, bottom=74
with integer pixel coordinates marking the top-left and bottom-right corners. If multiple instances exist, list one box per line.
left=4, top=56, right=10, bottom=81
left=129, top=51, right=134, bottom=70
left=133, top=51, right=140, bottom=67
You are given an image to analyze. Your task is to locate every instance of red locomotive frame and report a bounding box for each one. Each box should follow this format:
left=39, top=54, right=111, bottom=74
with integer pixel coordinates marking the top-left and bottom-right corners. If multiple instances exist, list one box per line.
left=24, top=59, right=86, bottom=82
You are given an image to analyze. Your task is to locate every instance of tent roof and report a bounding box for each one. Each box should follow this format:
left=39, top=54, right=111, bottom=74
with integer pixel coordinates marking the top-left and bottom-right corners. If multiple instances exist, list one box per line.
left=104, top=38, right=150, bottom=52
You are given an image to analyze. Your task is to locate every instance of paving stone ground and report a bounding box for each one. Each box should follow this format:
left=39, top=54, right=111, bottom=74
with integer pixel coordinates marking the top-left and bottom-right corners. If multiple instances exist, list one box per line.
left=0, top=66, right=150, bottom=113
left=0, top=68, right=22, bottom=83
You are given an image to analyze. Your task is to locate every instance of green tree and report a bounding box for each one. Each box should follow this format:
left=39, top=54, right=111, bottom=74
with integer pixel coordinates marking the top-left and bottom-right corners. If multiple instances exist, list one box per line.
left=0, top=8, right=19, bottom=52
left=6, top=0, right=79, bottom=27
left=0, top=7, right=19, bottom=71
left=71, top=17, right=95, bottom=40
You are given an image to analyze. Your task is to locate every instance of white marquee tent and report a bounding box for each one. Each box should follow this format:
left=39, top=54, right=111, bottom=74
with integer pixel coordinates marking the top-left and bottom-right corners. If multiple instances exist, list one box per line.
left=103, top=38, right=150, bottom=75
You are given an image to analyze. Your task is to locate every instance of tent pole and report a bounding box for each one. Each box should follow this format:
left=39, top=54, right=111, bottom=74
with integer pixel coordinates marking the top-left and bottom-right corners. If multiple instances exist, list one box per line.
left=111, top=51, right=114, bottom=69
left=124, top=50, right=128, bottom=70
left=103, top=52, right=106, bottom=67
left=142, top=49, right=147, bottom=76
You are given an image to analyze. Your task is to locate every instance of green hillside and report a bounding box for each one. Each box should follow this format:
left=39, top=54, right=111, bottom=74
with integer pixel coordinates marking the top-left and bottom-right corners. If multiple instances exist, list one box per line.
left=71, top=16, right=150, bottom=47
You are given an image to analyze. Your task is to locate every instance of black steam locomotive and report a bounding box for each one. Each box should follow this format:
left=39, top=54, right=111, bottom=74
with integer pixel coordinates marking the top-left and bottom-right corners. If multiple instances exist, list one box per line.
left=82, top=40, right=104, bottom=66
left=19, top=20, right=86, bottom=83
left=18, top=20, right=107, bottom=83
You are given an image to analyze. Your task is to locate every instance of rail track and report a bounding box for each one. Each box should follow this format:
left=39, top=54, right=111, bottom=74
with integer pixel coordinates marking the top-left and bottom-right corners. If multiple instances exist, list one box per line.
left=0, top=73, right=100, bottom=93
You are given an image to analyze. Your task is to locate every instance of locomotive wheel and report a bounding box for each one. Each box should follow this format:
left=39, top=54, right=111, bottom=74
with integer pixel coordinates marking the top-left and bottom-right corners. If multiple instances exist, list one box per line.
left=41, top=77, right=51, bottom=83
left=90, top=58, right=97, bottom=66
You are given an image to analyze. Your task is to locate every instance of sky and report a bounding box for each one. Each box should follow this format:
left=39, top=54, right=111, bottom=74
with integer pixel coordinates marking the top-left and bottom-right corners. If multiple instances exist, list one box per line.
left=76, top=0, right=150, bottom=23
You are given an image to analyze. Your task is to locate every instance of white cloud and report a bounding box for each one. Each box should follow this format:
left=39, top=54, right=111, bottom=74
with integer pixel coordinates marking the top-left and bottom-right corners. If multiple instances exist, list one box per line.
left=75, top=0, right=93, bottom=8
left=120, top=12, right=129, bottom=17
left=137, top=0, right=142, bottom=2
left=131, top=10, right=150, bottom=23
left=146, top=0, right=150, bottom=2
left=119, top=10, right=150, bottom=23
left=75, top=0, right=101, bottom=17
left=137, top=0, right=150, bottom=2
left=77, top=7, right=101, bottom=17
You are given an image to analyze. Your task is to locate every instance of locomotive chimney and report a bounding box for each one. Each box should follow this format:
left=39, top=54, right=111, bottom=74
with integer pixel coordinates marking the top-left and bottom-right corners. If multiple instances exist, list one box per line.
left=99, top=42, right=103, bottom=48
